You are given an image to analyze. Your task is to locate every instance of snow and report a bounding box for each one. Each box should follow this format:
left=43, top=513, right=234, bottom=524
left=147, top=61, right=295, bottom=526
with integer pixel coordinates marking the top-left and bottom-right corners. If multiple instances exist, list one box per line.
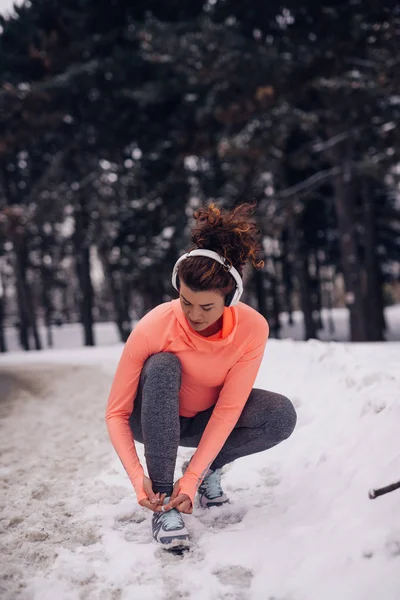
left=0, top=0, right=24, bottom=16
left=4, top=304, right=400, bottom=354
left=1, top=320, right=400, bottom=599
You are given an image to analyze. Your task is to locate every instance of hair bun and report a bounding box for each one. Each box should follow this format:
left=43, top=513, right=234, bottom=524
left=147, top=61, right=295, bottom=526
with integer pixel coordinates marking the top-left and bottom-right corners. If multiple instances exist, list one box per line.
left=191, top=202, right=264, bottom=271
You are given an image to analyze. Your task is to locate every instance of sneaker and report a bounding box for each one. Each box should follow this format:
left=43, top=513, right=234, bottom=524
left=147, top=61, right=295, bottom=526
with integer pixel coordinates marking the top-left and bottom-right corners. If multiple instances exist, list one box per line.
left=198, top=468, right=229, bottom=508
left=182, top=460, right=229, bottom=508
left=151, top=497, right=190, bottom=551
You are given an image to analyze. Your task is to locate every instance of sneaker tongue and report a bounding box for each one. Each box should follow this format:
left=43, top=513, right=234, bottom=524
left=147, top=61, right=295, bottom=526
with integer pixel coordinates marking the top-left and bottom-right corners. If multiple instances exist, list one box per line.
left=163, top=497, right=171, bottom=505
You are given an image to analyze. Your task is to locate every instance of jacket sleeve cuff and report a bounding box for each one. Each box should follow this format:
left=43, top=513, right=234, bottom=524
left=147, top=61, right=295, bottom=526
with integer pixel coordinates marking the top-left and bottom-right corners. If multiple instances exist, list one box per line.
left=179, top=472, right=200, bottom=505
left=131, top=467, right=146, bottom=503
left=133, top=479, right=147, bottom=503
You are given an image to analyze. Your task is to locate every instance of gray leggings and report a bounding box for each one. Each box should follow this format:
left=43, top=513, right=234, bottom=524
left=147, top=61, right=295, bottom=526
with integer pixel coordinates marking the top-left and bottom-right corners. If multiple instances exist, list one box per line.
left=129, top=353, right=297, bottom=496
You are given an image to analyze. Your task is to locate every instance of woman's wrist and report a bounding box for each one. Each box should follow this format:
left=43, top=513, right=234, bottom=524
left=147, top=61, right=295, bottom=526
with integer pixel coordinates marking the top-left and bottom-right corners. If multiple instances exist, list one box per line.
left=179, top=472, right=198, bottom=505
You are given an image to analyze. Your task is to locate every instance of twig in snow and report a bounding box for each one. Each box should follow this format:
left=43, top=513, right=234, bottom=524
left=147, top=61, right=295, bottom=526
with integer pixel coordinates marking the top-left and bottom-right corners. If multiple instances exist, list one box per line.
left=369, top=480, right=400, bottom=499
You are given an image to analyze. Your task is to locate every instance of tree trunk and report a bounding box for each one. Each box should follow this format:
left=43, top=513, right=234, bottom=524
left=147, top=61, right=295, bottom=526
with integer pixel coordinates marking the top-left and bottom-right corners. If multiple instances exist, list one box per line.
left=361, top=181, right=385, bottom=341
left=13, top=232, right=42, bottom=351
left=281, top=236, right=294, bottom=326
left=29, top=302, right=42, bottom=350
left=80, top=246, right=95, bottom=346
left=41, top=275, right=54, bottom=348
left=253, top=267, right=268, bottom=320
left=74, top=200, right=95, bottom=347
left=288, top=208, right=318, bottom=340
left=15, top=255, right=30, bottom=351
left=270, top=255, right=282, bottom=338
left=98, top=246, right=131, bottom=342
left=313, top=252, right=323, bottom=330
left=0, top=273, right=6, bottom=353
left=330, top=139, right=368, bottom=341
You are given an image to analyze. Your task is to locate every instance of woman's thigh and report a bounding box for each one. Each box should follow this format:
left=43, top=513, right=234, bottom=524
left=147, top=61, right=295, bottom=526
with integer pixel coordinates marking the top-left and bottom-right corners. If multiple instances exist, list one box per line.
left=178, top=388, right=295, bottom=448
left=235, top=388, right=295, bottom=428
left=132, top=387, right=295, bottom=448
left=178, top=407, right=214, bottom=448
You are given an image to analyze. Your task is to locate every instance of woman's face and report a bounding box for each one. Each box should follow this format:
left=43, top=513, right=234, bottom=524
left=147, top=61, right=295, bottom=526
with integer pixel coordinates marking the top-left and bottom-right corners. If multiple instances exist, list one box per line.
left=179, top=280, right=225, bottom=332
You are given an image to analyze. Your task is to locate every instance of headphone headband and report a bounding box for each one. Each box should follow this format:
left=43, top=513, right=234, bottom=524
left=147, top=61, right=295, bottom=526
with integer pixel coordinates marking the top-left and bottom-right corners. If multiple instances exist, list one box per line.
left=171, top=249, right=243, bottom=307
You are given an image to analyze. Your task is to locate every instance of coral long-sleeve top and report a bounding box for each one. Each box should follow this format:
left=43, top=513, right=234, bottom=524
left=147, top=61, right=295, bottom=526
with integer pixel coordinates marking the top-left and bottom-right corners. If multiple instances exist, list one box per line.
left=105, top=299, right=269, bottom=503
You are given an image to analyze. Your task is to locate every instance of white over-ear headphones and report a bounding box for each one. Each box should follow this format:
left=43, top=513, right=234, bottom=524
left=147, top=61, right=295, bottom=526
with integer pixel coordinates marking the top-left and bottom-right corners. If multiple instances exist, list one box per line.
left=171, top=249, right=243, bottom=307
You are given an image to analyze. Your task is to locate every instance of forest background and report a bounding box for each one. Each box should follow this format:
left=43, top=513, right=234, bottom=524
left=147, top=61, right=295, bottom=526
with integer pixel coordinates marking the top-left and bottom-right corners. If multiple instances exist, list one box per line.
left=0, top=0, right=399, bottom=351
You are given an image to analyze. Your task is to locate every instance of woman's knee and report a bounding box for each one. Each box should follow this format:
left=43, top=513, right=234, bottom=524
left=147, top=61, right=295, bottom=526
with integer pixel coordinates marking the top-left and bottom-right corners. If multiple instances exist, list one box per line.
left=274, top=394, right=297, bottom=440
left=141, top=352, right=182, bottom=398
left=143, top=352, right=181, bottom=376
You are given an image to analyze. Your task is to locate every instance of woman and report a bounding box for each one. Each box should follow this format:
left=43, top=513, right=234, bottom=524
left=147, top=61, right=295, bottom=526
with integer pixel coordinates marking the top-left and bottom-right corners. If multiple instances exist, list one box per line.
left=106, top=203, right=296, bottom=551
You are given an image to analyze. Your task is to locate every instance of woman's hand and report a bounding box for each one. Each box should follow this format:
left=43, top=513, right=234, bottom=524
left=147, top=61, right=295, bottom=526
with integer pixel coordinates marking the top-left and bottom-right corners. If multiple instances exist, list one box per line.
left=164, top=479, right=193, bottom=514
left=139, top=476, right=166, bottom=512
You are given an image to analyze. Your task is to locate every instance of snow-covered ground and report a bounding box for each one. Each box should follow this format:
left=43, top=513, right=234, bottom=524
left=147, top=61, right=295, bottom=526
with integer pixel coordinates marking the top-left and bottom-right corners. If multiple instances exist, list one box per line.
left=4, top=304, right=400, bottom=353
left=1, top=323, right=400, bottom=599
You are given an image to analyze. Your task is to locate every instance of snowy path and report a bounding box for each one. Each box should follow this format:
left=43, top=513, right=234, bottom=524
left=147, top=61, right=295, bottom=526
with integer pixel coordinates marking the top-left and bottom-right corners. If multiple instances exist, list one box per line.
left=1, top=340, right=400, bottom=599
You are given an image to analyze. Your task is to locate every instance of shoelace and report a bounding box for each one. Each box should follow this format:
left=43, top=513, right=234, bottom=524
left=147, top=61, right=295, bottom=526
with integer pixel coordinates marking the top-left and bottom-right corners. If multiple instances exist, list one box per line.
left=201, top=470, right=223, bottom=499
left=159, top=508, right=183, bottom=532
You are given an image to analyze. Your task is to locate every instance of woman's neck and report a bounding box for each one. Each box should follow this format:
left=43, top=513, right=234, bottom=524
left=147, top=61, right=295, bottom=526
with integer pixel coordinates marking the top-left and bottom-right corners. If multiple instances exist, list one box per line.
left=197, top=315, right=223, bottom=337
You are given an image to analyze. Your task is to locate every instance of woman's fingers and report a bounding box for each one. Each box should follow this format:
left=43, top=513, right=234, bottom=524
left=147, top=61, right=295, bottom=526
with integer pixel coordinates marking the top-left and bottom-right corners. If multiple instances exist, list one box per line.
left=139, top=499, right=164, bottom=512
left=140, top=478, right=190, bottom=513
left=164, top=495, right=182, bottom=511
left=170, top=480, right=181, bottom=501
left=165, top=493, right=191, bottom=512
left=177, top=499, right=193, bottom=514
left=142, top=476, right=159, bottom=504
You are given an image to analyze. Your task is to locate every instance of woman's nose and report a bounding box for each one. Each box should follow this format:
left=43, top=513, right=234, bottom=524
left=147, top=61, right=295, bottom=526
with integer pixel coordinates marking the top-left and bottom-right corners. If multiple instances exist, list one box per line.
left=188, top=308, right=201, bottom=320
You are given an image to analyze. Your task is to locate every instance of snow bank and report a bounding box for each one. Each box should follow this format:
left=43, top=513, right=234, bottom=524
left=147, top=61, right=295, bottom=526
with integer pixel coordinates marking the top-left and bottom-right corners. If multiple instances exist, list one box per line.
left=3, top=304, right=400, bottom=354
left=0, top=338, right=399, bottom=600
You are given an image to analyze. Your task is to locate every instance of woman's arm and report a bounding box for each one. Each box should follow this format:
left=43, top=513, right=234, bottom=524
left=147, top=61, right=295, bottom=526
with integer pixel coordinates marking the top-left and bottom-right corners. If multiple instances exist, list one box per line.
left=179, top=319, right=269, bottom=503
left=105, top=321, right=151, bottom=502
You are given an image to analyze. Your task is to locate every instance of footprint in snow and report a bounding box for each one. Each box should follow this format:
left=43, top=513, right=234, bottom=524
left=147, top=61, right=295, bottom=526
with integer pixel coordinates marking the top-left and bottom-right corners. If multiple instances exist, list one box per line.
left=361, top=399, right=386, bottom=416
left=113, top=511, right=149, bottom=544
left=31, top=483, right=50, bottom=501
left=214, top=565, right=253, bottom=587
left=114, top=510, right=146, bottom=526
left=259, top=467, right=282, bottom=488
left=385, top=538, right=400, bottom=558
left=197, top=505, right=247, bottom=531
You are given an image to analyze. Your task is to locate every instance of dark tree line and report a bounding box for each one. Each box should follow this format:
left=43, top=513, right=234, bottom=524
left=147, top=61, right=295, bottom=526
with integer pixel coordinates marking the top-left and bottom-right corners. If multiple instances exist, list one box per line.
left=0, top=0, right=399, bottom=351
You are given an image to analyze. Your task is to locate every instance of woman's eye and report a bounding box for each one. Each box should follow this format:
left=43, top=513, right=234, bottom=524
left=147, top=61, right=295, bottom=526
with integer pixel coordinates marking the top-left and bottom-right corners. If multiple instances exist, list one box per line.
left=203, top=307, right=212, bottom=312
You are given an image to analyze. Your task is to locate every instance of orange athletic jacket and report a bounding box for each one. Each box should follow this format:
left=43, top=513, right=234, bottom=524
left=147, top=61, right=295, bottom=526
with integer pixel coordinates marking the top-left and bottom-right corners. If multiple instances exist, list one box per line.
left=105, top=299, right=269, bottom=504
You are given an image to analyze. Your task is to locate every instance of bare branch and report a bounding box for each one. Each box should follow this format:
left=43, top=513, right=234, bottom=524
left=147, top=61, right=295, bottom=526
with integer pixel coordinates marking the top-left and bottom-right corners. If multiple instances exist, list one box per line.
left=276, top=153, right=391, bottom=202
left=276, top=167, right=341, bottom=200
left=369, top=480, right=400, bottom=499
left=0, top=60, right=100, bottom=101
left=344, top=57, right=379, bottom=70
left=312, top=128, right=362, bottom=153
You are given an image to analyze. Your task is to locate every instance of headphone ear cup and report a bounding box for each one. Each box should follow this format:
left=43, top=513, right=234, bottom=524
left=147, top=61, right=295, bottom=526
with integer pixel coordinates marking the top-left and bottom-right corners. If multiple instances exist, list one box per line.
left=225, top=287, right=236, bottom=307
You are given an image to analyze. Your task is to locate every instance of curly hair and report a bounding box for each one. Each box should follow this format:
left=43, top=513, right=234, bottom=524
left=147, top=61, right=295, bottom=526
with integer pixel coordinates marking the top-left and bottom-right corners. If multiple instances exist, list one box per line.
left=177, top=202, right=264, bottom=296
